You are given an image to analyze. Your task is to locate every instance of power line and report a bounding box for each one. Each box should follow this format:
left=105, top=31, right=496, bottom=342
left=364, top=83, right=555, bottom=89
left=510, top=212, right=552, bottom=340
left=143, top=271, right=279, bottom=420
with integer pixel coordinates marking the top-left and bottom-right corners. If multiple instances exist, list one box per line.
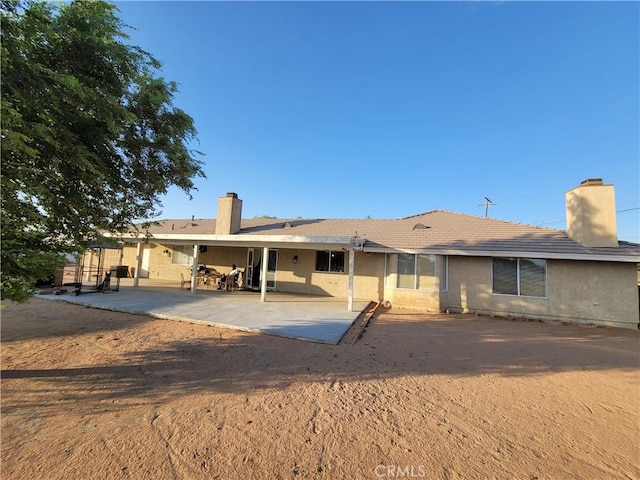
left=537, top=206, right=640, bottom=226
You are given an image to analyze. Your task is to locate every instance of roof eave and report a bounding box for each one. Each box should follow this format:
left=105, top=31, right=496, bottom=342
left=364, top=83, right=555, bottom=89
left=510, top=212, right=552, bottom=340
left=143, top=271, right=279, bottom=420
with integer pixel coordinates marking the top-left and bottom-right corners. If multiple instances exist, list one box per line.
left=362, top=246, right=640, bottom=263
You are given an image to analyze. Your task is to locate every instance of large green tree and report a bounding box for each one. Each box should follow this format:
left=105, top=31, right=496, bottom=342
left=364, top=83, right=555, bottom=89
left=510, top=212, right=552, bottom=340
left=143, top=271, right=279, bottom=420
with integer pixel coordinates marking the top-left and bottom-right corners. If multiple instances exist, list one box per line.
left=1, top=0, right=205, bottom=302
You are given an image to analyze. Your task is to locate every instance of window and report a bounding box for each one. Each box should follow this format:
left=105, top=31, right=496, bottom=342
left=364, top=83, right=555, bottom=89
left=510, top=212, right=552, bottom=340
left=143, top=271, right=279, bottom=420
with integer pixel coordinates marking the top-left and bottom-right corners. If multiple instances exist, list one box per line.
left=171, top=245, right=194, bottom=265
left=492, top=258, right=518, bottom=295
left=396, top=253, right=437, bottom=290
left=492, top=258, right=546, bottom=297
left=519, top=258, right=547, bottom=297
left=315, top=250, right=345, bottom=272
left=417, top=254, right=436, bottom=290
left=397, top=253, right=415, bottom=289
left=267, top=249, right=278, bottom=271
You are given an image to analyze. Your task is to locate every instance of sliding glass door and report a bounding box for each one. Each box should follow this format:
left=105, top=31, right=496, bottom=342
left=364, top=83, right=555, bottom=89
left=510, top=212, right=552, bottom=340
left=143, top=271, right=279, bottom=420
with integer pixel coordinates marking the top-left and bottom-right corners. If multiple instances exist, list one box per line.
left=245, top=248, right=278, bottom=290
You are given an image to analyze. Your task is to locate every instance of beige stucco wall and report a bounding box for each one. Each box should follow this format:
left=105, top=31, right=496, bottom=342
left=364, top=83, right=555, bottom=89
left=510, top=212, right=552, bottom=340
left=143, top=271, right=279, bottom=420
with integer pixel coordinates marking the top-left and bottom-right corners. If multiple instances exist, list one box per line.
left=198, top=246, right=248, bottom=276
left=440, top=256, right=492, bottom=315
left=81, top=244, right=221, bottom=285
left=353, top=252, right=385, bottom=300
left=142, top=244, right=247, bottom=285
left=81, top=247, right=137, bottom=284
left=441, top=256, right=639, bottom=329
left=215, top=194, right=242, bottom=235
left=248, top=249, right=383, bottom=300
left=545, top=260, right=638, bottom=328
left=382, top=254, right=442, bottom=312
left=90, top=245, right=382, bottom=300
left=566, top=182, right=618, bottom=247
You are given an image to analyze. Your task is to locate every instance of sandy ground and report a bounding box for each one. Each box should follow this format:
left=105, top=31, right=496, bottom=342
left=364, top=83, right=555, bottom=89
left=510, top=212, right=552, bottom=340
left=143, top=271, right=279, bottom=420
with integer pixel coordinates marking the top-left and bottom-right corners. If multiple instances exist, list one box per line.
left=1, top=299, right=638, bottom=480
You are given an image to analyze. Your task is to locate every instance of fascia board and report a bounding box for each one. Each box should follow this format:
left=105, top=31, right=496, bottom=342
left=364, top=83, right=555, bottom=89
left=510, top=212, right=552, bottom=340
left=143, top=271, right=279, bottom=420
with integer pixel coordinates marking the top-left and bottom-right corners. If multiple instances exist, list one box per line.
left=107, top=232, right=356, bottom=249
left=362, top=247, right=640, bottom=263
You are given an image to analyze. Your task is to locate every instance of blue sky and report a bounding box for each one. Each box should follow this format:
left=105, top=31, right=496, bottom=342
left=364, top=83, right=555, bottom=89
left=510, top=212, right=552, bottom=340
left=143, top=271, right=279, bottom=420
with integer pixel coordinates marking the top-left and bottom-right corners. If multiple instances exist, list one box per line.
left=113, top=1, right=639, bottom=242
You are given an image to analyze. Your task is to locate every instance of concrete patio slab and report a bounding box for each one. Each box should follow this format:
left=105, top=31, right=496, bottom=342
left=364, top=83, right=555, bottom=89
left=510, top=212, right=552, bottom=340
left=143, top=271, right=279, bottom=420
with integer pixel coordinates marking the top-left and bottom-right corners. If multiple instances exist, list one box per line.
left=37, top=282, right=371, bottom=344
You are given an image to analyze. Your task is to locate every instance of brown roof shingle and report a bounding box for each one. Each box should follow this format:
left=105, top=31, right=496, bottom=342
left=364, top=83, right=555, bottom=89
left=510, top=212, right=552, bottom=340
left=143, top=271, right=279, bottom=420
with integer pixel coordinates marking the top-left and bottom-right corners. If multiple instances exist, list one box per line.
left=137, top=210, right=639, bottom=261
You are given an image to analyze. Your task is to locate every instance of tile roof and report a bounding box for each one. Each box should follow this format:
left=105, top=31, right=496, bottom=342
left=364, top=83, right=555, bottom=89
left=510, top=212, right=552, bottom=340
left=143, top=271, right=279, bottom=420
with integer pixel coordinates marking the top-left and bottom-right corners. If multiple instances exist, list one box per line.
left=138, top=210, right=640, bottom=261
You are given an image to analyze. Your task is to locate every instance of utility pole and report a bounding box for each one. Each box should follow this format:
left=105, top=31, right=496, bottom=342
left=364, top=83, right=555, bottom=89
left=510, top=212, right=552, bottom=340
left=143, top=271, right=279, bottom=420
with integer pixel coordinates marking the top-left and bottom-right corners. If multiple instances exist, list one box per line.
left=479, top=197, right=497, bottom=217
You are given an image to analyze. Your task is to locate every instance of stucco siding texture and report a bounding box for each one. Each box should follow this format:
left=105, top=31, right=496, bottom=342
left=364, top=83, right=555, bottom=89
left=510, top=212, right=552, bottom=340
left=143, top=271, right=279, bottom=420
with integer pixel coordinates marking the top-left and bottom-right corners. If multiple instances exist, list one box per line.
left=442, top=257, right=638, bottom=328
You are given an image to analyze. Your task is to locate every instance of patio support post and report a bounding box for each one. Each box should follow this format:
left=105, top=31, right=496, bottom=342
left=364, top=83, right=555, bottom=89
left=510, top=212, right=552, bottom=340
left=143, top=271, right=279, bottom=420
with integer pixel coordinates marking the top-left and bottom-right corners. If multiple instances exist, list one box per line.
left=133, top=243, right=143, bottom=287
left=260, top=246, right=268, bottom=302
left=86, top=250, right=94, bottom=281
left=348, top=247, right=355, bottom=312
left=117, top=245, right=125, bottom=291
left=190, top=244, right=199, bottom=293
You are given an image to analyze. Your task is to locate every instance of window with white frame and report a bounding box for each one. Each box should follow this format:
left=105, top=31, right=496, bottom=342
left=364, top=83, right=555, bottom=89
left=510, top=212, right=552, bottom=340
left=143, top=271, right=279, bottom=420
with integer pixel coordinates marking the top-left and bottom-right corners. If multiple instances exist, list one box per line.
left=396, top=253, right=437, bottom=290
left=315, top=250, right=345, bottom=272
left=492, top=257, right=546, bottom=297
left=171, top=245, right=194, bottom=265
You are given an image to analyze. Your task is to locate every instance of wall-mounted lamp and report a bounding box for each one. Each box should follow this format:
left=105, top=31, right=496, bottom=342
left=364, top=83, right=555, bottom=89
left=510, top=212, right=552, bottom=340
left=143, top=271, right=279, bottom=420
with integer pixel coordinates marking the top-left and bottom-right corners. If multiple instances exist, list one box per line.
left=292, top=255, right=298, bottom=264
left=162, top=249, right=172, bottom=258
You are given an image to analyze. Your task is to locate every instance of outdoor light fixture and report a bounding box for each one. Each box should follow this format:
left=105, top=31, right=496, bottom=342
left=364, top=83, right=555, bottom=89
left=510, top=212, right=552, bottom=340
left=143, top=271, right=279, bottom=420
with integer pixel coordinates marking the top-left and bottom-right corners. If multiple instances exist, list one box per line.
left=293, top=255, right=298, bottom=264
left=162, top=249, right=171, bottom=257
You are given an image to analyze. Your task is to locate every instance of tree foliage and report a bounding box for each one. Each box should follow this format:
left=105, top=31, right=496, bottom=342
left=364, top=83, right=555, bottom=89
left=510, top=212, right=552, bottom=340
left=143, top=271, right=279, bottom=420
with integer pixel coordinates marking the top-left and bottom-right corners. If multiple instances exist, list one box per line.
left=1, top=0, right=205, bottom=302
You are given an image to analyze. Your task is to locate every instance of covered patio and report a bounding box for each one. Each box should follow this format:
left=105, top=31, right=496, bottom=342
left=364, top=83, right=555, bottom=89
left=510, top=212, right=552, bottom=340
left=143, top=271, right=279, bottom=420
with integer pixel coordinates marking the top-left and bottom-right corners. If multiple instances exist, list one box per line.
left=105, top=226, right=367, bottom=312
left=39, top=278, right=373, bottom=344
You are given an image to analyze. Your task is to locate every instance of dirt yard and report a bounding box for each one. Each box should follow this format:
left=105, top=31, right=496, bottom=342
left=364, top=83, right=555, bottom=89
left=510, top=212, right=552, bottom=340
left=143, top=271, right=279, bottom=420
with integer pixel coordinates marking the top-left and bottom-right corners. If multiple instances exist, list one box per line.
left=1, top=299, right=638, bottom=480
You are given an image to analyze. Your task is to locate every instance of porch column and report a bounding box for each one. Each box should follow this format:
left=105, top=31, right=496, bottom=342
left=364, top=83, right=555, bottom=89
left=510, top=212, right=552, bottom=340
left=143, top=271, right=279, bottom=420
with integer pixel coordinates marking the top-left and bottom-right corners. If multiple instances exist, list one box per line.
left=190, top=244, right=199, bottom=293
left=117, top=245, right=125, bottom=291
left=133, top=243, right=143, bottom=287
left=347, top=247, right=355, bottom=312
left=260, top=246, right=268, bottom=302
left=86, top=250, right=94, bottom=282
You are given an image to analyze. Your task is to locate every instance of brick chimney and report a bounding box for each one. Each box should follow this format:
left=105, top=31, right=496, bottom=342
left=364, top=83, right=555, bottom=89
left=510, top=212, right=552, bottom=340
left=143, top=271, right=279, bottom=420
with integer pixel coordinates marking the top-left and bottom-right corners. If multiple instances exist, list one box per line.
left=215, top=192, right=242, bottom=235
left=565, top=179, right=618, bottom=247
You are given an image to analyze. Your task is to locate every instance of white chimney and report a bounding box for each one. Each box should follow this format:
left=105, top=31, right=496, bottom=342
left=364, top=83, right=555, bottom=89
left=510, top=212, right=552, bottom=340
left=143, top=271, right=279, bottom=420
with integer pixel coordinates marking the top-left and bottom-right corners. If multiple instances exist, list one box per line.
left=566, top=179, right=618, bottom=247
left=215, top=192, right=242, bottom=235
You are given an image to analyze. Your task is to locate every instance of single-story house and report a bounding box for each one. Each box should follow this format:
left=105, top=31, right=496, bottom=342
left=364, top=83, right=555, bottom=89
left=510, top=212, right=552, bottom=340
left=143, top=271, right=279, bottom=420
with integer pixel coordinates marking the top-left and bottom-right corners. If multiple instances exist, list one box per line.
left=88, top=178, right=639, bottom=329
